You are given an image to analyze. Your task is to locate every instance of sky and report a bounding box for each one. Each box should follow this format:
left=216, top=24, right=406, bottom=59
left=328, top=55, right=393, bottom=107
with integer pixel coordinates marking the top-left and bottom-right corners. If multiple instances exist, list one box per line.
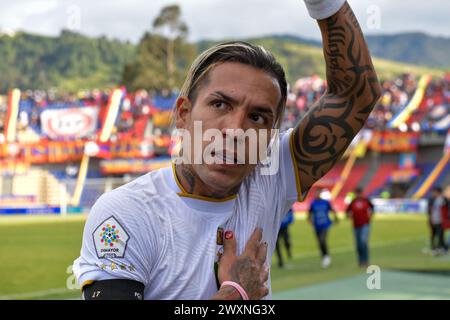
left=1, top=0, right=449, bottom=43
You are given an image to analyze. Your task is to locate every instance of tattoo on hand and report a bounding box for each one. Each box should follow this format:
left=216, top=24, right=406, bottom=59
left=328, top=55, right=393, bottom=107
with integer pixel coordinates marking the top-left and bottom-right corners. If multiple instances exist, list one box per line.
left=230, top=256, right=261, bottom=296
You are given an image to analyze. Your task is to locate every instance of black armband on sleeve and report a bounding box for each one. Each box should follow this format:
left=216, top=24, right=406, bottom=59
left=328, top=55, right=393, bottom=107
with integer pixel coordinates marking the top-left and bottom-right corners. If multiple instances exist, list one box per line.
left=82, top=279, right=145, bottom=300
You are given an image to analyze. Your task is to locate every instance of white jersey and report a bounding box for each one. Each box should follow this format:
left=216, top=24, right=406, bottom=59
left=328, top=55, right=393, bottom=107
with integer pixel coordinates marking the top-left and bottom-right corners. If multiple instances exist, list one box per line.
left=73, top=129, right=303, bottom=299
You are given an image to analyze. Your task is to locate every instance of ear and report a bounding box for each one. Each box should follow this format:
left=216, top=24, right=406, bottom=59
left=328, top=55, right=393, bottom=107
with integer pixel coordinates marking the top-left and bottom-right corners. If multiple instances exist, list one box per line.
left=175, top=96, right=192, bottom=129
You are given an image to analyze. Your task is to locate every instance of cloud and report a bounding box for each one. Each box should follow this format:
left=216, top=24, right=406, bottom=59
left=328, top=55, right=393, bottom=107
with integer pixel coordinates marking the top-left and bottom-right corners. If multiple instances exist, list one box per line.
left=0, top=0, right=448, bottom=43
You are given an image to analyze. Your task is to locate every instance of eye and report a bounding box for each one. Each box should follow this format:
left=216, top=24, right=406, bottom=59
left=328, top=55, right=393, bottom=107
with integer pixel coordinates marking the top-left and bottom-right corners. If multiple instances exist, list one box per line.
left=210, top=100, right=227, bottom=110
left=249, top=114, right=266, bottom=125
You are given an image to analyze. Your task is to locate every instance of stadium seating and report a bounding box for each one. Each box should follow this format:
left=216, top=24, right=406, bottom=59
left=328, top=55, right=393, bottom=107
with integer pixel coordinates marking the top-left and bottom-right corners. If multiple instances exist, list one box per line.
left=9, top=168, right=71, bottom=206
left=304, top=163, right=344, bottom=203
left=337, top=163, right=369, bottom=198
left=0, top=73, right=448, bottom=211
left=364, top=162, right=398, bottom=196
left=406, top=163, right=435, bottom=197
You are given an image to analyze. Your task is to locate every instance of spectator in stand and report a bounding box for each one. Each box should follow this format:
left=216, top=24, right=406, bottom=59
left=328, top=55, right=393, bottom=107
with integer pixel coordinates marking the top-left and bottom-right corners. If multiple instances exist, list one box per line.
left=368, top=74, right=416, bottom=130
left=346, top=187, right=374, bottom=267
left=4, top=72, right=448, bottom=152
left=428, top=186, right=449, bottom=255
left=282, top=73, right=424, bottom=132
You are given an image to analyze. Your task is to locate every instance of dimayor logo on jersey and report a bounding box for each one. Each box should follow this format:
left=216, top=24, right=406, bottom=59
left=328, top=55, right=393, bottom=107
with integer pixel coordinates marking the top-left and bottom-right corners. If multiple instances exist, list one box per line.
left=93, top=216, right=129, bottom=259
left=100, top=224, right=119, bottom=247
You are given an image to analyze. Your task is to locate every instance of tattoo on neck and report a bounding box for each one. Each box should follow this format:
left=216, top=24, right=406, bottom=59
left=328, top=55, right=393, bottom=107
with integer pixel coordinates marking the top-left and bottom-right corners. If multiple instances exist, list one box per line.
left=179, top=165, right=196, bottom=193
left=176, top=164, right=241, bottom=198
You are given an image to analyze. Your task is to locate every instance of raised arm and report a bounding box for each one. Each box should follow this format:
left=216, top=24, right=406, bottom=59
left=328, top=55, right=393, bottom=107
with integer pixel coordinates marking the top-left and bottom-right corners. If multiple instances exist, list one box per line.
left=292, top=1, right=382, bottom=197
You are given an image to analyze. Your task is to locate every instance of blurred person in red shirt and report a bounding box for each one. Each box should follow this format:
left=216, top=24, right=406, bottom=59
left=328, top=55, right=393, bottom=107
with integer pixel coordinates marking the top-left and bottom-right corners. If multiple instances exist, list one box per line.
left=346, top=187, right=374, bottom=267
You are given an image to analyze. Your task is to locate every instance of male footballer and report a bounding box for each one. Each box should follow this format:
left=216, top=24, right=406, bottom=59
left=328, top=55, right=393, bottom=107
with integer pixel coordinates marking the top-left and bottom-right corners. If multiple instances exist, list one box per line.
left=73, top=0, right=381, bottom=300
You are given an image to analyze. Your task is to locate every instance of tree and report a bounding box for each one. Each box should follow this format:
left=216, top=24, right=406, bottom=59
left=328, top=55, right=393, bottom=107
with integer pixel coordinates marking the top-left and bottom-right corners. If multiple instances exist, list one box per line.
left=121, top=4, right=194, bottom=92
left=153, top=5, right=188, bottom=88
left=0, top=30, right=135, bottom=93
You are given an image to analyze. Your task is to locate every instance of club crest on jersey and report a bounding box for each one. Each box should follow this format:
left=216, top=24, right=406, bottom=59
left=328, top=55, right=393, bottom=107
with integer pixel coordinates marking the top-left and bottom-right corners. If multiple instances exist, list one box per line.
left=93, top=216, right=129, bottom=259
left=216, top=227, right=224, bottom=245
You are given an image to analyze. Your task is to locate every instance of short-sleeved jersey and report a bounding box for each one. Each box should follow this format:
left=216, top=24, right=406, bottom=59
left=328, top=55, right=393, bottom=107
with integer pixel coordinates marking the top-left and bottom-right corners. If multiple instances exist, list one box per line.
left=347, top=197, right=373, bottom=228
left=309, top=199, right=333, bottom=231
left=73, top=129, right=303, bottom=299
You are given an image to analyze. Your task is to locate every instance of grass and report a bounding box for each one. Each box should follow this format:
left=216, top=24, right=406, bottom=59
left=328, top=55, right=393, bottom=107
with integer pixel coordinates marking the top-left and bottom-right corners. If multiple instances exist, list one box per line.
left=0, top=215, right=85, bottom=299
left=270, top=214, right=449, bottom=293
left=0, top=214, right=448, bottom=299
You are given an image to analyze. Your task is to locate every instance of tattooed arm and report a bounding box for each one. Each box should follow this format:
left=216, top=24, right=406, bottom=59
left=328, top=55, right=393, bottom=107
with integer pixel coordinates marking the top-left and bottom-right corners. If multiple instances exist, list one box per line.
left=292, top=2, right=382, bottom=196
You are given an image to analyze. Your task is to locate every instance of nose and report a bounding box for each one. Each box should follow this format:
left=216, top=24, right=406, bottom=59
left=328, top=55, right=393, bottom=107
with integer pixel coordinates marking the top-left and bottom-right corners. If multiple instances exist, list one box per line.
left=219, top=107, right=248, bottom=138
left=218, top=108, right=248, bottom=147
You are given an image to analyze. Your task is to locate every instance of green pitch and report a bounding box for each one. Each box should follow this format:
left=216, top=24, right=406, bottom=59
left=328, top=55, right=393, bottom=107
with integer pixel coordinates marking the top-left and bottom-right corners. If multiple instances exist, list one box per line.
left=0, top=214, right=449, bottom=300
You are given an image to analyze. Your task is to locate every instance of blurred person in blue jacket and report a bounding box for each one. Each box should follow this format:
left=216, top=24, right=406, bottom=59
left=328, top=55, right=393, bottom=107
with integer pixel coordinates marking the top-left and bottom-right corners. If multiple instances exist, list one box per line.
left=275, top=209, right=294, bottom=268
left=309, top=189, right=338, bottom=268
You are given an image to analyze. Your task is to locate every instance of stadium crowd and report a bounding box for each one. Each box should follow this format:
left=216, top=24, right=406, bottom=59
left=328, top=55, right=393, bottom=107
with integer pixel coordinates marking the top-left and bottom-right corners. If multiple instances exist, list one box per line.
left=1, top=72, right=449, bottom=138
left=282, top=73, right=450, bottom=133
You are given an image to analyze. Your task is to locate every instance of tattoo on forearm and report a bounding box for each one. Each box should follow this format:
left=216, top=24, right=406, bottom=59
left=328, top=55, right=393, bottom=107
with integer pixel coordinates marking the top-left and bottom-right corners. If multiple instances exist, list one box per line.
left=293, top=2, right=381, bottom=192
